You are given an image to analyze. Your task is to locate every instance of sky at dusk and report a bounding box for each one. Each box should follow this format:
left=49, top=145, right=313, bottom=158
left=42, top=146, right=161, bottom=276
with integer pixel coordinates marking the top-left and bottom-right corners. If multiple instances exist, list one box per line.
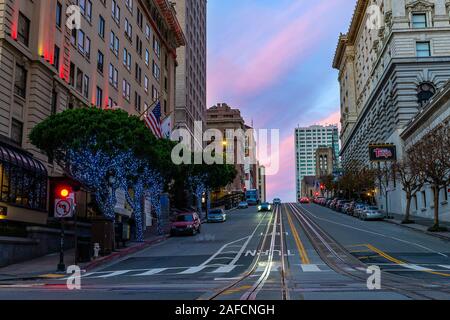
left=207, top=0, right=357, bottom=202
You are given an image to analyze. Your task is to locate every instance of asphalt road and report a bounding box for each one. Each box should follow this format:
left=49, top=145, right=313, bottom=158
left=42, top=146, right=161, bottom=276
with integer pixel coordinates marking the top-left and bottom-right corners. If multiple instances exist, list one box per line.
left=0, top=203, right=449, bottom=300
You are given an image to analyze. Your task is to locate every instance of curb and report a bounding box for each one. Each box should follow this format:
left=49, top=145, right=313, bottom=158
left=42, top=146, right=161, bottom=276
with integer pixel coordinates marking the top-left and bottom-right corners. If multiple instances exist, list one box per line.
left=383, top=219, right=450, bottom=242
left=84, top=235, right=167, bottom=271
left=0, top=235, right=168, bottom=282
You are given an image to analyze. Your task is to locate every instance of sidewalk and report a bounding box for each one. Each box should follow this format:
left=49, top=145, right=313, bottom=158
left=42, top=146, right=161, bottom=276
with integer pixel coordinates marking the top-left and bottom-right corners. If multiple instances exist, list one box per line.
left=384, top=213, right=450, bottom=241
left=0, top=234, right=167, bottom=282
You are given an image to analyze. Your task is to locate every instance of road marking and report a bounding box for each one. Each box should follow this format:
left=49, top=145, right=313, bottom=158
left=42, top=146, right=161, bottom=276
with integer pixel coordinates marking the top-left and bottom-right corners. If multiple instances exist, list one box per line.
left=300, top=264, right=321, bottom=272
left=286, top=207, right=310, bottom=265
left=211, top=265, right=238, bottom=273
left=366, top=244, right=450, bottom=277
left=401, top=264, right=433, bottom=272
left=179, top=266, right=208, bottom=274
left=298, top=204, right=448, bottom=258
left=94, top=270, right=131, bottom=278
left=439, top=265, right=450, bottom=270
left=133, top=268, right=168, bottom=276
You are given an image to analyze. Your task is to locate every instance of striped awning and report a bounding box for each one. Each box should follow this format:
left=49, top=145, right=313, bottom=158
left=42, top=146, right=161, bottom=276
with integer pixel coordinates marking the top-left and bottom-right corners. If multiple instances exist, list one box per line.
left=0, top=143, right=47, bottom=176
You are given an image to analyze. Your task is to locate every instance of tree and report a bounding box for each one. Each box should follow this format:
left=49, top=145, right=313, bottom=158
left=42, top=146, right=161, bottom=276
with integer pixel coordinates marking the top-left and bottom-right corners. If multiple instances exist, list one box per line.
left=409, top=125, right=450, bottom=231
left=66, top=144, right=131, bottom=220
left=29, top=108, right=175, bottom=223
left=392, top=156, right=424, bottom=224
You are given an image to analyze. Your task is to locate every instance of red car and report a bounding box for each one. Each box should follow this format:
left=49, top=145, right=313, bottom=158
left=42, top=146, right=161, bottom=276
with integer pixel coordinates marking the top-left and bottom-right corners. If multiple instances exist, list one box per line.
left=299, top=197, right=310, bottom=204
left=170, top=212, right=201, bottom=236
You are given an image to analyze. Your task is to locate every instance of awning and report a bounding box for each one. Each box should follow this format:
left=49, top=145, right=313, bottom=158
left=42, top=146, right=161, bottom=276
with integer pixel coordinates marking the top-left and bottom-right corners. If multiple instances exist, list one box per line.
left=0, top=143, right=47, bottom=176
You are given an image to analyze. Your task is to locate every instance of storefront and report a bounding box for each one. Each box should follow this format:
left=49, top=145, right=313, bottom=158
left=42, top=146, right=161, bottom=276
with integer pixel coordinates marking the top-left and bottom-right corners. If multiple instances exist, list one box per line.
left=0, top=141, right=48, bottom=226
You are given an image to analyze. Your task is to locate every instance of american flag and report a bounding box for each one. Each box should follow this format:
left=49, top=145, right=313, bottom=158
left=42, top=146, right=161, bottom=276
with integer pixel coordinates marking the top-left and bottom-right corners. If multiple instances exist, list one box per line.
left=144, top=102, right=163, bottom=138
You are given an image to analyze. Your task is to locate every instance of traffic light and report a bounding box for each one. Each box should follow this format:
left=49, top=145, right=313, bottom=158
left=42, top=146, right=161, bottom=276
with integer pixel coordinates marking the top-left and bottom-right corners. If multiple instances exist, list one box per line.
left=320, top=184, right=325, bottom=190
left=56, top=185, right=73, bottom=199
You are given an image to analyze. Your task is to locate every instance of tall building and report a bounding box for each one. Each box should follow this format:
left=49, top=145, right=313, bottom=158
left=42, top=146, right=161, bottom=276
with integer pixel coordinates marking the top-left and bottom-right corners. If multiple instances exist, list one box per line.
left=173, top=0, right=207, bottom=148
left=333, top=0, right=450, bottom=169
left=0, top=0, right=184, bottom=227
left=333, top=0, right=450, bottom=219
left=206, top=103, right=246, bottom=192
left=257, top=165, right=267, bottom=203
left=295, top=125, right=339, bottom=199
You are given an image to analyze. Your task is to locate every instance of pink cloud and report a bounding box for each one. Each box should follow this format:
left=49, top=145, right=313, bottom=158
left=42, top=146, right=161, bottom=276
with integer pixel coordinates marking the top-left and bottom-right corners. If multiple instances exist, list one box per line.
left=316, top=110, right=341, bottom=129
left=207, top=0, right=341, bottom=106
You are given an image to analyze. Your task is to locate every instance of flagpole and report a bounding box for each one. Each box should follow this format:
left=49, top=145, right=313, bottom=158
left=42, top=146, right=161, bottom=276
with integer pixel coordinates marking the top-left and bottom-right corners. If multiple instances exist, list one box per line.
left=138, top=99, right=159, bottom=119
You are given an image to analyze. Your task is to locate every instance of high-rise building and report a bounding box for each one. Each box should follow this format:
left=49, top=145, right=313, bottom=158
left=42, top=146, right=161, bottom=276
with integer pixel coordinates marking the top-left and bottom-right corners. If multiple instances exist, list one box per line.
left=295, top=125, right=339, bottom=199
left=173, top=0, right=207, bottom=148
left=0, top=0, right=184, bottom=226
left=257, top=165, right=267, bottom=203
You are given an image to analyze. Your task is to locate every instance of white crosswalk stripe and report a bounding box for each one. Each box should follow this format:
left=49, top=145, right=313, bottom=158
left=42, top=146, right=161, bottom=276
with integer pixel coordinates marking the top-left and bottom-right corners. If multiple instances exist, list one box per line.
left=178, top=266, right=208, bottom=274
left=93, top=270, right=131, bottom=278
left=300, top=264, right=321, bottom=272
left=133, top=268, right=168, bottom=276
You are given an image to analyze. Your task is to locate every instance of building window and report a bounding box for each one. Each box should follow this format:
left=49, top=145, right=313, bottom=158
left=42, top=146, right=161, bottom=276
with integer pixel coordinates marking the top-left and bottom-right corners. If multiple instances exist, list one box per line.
left=83, top=74, right=89, bottom=99
left=76, top=68, right=83, bottom=93
left=96, top=86, right=103, bottom=107
left=416, top=41, right=431, bottom=57
left=53, top=45, right=60, bottom=69
left=97, top=50, right=104, bottom=73
left=0, top=160, right=48, bottom=211
left=51, top=89, right=58, bottom=115
left=98, top=15, right=105, bottom=38
left=412, top=13, right=427, bottom=28
left=11, top=119, right=23, bottom=145
left=14, top=64, right=27, bottom=98
left=18, top=12, right=30, bottom=46
left=56, top=2, right=62, bottom=28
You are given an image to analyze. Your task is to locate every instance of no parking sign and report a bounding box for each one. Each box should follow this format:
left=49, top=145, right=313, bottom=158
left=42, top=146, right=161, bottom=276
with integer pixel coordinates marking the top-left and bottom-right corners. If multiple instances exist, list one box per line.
left=55, top=198, right=75, bottom=218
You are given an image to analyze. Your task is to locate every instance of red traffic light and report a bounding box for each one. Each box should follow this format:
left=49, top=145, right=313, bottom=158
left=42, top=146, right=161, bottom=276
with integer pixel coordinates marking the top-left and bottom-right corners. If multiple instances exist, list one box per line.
left=320, top=184, right=325, bottom=190
left=56, top=185, right=72, bottom=199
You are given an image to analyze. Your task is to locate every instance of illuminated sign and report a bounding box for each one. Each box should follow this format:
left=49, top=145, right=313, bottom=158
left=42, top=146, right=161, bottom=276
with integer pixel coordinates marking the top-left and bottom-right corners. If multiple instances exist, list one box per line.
left=369, top=144, right=397, bottom=162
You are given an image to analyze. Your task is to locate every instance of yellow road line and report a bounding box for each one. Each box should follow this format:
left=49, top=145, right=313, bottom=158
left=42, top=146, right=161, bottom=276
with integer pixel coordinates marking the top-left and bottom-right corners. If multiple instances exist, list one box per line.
left=366, top=244, right=450, bottom=277
left=285, top=207, right=310, bottom=265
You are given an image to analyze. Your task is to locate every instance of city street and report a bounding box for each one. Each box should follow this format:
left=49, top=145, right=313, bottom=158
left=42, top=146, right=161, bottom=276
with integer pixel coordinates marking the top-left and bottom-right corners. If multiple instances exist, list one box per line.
left=1, top=203, right=449, bottom=300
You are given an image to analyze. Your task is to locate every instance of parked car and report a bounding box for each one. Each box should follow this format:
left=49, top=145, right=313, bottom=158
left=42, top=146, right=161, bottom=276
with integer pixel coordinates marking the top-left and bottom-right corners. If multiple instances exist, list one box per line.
left=329, top=198, right=340, bottom=210
left=238, top=201, right=249, bottom=209
left=360, top=206, right=384, bottom=221
left=299, top=197, right=310, bottom=204
left=170, top=212, right=202, bottom=236
left=273, top=198, right=282, bottom=205
left=207, top=209, right=227, bottom=223
left=353, top=204, right=367, bottom=218
left=335, top=200, right=349, bottom=212
left=258, top=202, right=272, bottom=212
left=342, top=202, right=352, bottom=214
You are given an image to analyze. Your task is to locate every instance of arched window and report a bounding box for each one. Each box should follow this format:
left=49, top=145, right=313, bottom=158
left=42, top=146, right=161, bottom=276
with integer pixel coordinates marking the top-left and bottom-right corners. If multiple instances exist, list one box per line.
left=417, top=82, right=436, bottom=107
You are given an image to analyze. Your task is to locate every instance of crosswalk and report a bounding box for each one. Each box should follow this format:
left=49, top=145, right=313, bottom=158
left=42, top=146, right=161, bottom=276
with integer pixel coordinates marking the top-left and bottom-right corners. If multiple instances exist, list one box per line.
left=60, top=263, right=330, bottom=281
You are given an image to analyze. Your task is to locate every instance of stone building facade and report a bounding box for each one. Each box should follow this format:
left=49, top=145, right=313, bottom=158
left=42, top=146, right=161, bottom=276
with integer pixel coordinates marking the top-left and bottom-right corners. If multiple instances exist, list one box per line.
left=333, top=0, right=450, bottom=219
left=206, top=103, right=246, bottom=193
left=0, top=0, right=184, bottom=226
left=333, top=0, right=450, bottom=168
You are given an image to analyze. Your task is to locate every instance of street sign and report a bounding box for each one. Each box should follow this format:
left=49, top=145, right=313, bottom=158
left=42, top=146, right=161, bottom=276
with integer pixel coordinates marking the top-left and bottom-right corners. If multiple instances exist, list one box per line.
left=54, top=198, right=74, bottom=218
left=369, top=144, right=397, bottom=162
